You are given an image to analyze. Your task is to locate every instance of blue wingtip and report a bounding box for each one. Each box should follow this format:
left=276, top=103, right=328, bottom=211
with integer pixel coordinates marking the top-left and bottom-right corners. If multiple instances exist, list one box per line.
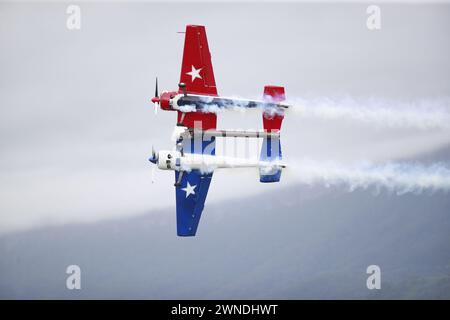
left=177, top=231, right=197, bottom=237
left=177, top=219, right=199, bottom=237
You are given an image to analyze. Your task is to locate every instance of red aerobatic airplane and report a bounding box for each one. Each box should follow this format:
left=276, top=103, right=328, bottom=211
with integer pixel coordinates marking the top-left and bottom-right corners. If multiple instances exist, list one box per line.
left=149, top=25, right=288, bottom=236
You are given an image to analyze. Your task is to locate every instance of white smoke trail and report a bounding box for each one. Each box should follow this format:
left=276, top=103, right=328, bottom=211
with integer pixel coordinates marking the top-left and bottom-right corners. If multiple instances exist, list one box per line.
left=184, top=95, right=450, bottom=130
left=289, top=159, right=450, bottom=194
left=286, top=96, right=450, bottom=130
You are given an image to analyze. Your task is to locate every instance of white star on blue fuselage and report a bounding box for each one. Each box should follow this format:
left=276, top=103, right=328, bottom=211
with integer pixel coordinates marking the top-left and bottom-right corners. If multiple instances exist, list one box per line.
left=186, top=65, right=202, bottom=82
left=182, top=182, right=196, bottom=198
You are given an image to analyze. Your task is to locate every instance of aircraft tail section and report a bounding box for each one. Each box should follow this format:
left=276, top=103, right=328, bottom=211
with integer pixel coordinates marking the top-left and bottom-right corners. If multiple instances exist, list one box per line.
left=259, top=86, right=285, bottom=183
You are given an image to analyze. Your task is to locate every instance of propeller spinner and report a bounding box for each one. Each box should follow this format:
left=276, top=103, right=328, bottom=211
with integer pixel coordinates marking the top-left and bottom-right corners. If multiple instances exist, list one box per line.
left=151, top=77, right=160, bottom=114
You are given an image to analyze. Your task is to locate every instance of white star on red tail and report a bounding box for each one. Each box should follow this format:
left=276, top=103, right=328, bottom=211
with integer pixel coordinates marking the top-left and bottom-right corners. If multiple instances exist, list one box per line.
left=186, top=65, right=202, bottom=82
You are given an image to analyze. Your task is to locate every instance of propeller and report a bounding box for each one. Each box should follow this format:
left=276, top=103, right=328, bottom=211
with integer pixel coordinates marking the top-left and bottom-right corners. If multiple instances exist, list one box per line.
left=151, top=77, right=160, bottom=115
left=148, top=145, right=158, bottom=184
left=151, top=166, right=155, bottom=184
left=149, top=145, right=158, bottom=164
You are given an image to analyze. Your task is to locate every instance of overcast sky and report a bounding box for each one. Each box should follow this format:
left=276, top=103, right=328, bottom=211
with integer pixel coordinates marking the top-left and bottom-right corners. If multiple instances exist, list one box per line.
left=1, top=2, right=449, bottom=234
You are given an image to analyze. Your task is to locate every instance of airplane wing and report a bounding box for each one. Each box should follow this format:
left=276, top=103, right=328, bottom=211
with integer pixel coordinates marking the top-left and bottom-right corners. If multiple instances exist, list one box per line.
left=175, top=170, right=213, bottom=236
left=179, top=25, right=217, bottom=96
left=177, top=25, right=217, bottom=130
left=175, top=137, right=215, bottom=236
left=175, top=25, right=218, bottom=236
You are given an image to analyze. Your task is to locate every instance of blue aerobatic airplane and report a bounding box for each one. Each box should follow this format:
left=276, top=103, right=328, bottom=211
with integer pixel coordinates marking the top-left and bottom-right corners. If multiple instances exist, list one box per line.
left=149, top=25, right=288, bottom=236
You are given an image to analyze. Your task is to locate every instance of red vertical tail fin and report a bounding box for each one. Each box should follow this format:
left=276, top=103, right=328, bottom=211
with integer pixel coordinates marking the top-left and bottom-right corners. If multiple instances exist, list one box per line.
left=262, top=85, right=285, bottom=131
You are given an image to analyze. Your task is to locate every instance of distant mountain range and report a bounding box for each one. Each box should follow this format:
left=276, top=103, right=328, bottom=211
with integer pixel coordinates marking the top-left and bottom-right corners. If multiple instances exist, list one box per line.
left=1, top=148, right=450, bottom=299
